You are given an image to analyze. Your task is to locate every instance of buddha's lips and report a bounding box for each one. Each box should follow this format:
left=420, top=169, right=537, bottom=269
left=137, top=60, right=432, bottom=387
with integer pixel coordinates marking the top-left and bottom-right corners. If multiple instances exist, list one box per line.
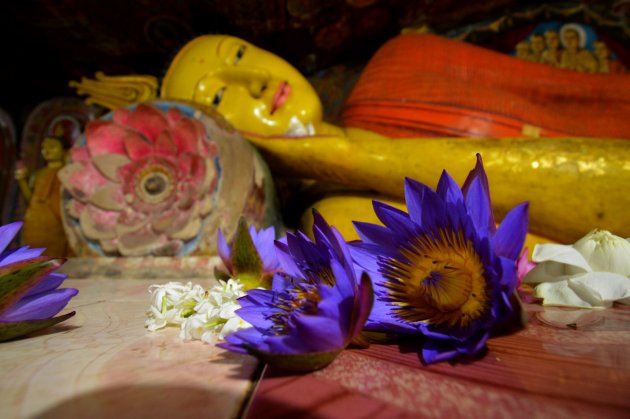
left=271, top=81, right=291, bottom=115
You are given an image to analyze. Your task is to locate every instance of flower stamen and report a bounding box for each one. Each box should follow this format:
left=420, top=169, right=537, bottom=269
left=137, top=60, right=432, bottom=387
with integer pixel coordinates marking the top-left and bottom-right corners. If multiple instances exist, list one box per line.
left=382, top=228, right=489, bottom=328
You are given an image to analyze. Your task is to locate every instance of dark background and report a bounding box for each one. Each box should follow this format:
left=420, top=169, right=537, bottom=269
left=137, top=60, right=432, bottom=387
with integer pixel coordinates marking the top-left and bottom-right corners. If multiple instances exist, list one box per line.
left=0, top=0, right=624, bottom=134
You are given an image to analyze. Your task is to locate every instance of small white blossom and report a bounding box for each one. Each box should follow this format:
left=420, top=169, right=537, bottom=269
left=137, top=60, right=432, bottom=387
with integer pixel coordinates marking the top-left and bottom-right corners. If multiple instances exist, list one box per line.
left=146, top=278, right=252, bottom=344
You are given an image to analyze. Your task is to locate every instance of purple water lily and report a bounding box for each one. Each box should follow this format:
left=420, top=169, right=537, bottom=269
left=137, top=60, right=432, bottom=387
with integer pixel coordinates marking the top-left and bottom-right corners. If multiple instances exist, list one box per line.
left=0, top=222, right=78, bottom=341
left=351, top=155, right=528, bottom=364
left=218, top=212, right=372, bottom=371
left=217, top=225, right=283, bottom=277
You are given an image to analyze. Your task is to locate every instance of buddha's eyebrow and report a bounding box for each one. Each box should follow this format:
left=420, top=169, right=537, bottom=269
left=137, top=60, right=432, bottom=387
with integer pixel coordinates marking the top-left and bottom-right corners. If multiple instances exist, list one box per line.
left=216, top=37, right=228, bottom=58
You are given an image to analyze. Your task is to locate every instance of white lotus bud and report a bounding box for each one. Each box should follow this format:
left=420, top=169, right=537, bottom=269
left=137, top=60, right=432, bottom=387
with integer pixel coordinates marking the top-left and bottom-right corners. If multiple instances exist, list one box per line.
left=573, top=230, right=630, bottom=276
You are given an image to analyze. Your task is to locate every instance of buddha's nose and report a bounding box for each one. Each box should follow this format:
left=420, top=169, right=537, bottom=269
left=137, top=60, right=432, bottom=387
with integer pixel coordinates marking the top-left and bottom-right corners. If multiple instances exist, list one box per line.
left=218, top=66, right=271, bottom=98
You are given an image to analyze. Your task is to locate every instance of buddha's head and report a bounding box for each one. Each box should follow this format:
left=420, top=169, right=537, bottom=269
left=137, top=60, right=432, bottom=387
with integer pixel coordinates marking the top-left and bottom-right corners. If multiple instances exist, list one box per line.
left=544, top=30, right=559, bottom=50
left=161, top=35, right=323, bottom=136
left=41, top=136, right=66, bottom=163
left=560, top=25, right=586, bottom=52
left=530, top=35, right=545, bottom=53
left=594, top=41, right=609, bottom=59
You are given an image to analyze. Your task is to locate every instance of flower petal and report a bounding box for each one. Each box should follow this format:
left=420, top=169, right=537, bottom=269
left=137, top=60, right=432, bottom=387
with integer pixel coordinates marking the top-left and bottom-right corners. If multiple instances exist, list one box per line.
left=79, top=205, right=119, bottom=241
left=462, top=154, right=496, bottom=235
left=86, top=121, right=127, bottom=156
left=154, top=130, right=178, bottom=157
left=528, top=243, right=593, bottom=279
left=124, top=130, right=153, bottom=161
left=217, top=229, right=232, bottom=271
left=126, top=104, right=169, bottom=142
left=403, top=177, right=447, bottom=228
left=58, top=162, right=109, bottom=202
left=89, top=184, right=125, bottom=211
left=172, top=118, right=201, bottom=154
left=0, top=222, right=22, bottom=255
left=568, top=271, right=630, bottom=307
left=436, top=170, right=464, bottom=207
left=0, top=247, right=45, bottom=267
left=534, top=280, right=594, bottom=308
left=23, top=273, right=67, bottom=298
left=91, top=154, right=131, bottom=182
left=463, top=176, right=494, bottom=237
left=0, top=288, right=78, bottom=322
left=494, top=202, right=529, bottom=260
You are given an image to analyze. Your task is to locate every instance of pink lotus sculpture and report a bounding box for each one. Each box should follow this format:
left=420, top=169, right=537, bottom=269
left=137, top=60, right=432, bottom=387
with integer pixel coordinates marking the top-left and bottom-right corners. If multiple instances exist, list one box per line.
left=59, top=103, right=221, bottom=256
left=60, top=102, right=280, bottom=257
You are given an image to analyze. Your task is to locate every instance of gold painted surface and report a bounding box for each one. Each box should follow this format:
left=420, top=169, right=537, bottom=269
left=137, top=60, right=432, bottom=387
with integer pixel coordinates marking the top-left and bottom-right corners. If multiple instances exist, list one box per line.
left=0, top=257, right=258, bottom=419
left=69, top=72, right=158, bottom=110
left=250, top=133, right=630, bottom=243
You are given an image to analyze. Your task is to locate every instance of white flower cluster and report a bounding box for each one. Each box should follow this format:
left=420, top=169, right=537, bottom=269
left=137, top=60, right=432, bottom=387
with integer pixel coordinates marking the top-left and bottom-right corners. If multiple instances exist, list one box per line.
left=145, top=279, right=251, bottom=344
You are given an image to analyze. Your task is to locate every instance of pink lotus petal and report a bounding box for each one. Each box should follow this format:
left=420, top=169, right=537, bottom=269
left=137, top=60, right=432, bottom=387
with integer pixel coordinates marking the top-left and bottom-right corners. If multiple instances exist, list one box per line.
left=125, top=104, right=169, bottom=143
left=188, top=154, right=206, bottom=193
left=118, top=225, right=167, bottom=256
left=89, top=183, right=125, bottom=211
left=91, top=154, right=131, bottom=182
left=169, top=216, right=201, bottom=241
left=171, top=118, right=199, bottom=154
left=65, top=199, right=86, bottom=219
left=152, top=240, right=184, bottom=256
left=112, top=108, right=131, bottom=125
left=58, top=162, right=108, bottom=202
left=201, top=159, right=217, bottom=196
left=154, top=202, right=198, bottom=236
left=100, top=238, right=120, bottom=254
left=165, top=107, right=184, bottom=127
left=116, top=209, right=149, bottom=236
left=175, top=182, right=195, bottom=210
left=70, top=146, right=90, bottom=163
left=79, top=205, right=119, bottom=240
left=154, top=130, right=177, bottom=157
left=124, top=130, right=154, bottom=161
left=86, top=121, right=128, bottom=156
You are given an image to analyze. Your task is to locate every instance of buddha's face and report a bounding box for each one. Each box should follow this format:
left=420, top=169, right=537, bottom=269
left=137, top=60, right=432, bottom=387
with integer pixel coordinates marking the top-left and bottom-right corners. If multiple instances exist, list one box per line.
left=544, top=31, right=559, bottom=50
left=594, top=42, right=608, bottom=59
left=41, top=137, right=65, bottom=162
left=161, top=35, right=322, bottom=136
left=564, top=29, right=579, bottom=50
left=531, top=35, right=545, bottom=53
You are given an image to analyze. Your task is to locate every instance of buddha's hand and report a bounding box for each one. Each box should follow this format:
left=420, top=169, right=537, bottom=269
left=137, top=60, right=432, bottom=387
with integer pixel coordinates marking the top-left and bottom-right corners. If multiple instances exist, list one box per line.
left=14, top=162, right=28, bottom=181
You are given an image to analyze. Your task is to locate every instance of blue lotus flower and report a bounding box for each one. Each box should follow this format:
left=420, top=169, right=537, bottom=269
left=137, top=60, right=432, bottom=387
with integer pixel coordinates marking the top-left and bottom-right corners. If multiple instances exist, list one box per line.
left=0, top=222, right=78, bottom=341
left=351, top=155, right=528, bottom=364
left=218, top=212, right=373, bottom=371
left=217, top=225, right=283, bottom=277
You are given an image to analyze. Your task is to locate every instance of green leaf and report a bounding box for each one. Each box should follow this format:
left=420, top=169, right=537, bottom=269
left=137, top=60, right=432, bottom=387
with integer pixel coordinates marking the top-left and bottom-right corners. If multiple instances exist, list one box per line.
left=231, top=218, right=263, bottom=284
left=213, top=267, right=232, bottom=282
left=0, top=311, right=76, bottom=342
left=250, top=347, right=342, bottom=373
left=0, top=257, right=65, bottom=316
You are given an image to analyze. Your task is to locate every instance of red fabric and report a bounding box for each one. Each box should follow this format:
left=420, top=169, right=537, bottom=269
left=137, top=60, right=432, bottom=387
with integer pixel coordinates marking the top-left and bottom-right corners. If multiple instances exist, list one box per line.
left=342, top=34, right=630, bottom=138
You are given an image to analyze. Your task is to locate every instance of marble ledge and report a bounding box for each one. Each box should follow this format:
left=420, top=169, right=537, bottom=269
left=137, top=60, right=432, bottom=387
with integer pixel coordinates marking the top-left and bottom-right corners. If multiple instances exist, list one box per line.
left=0, top=258, right=259, bottom=419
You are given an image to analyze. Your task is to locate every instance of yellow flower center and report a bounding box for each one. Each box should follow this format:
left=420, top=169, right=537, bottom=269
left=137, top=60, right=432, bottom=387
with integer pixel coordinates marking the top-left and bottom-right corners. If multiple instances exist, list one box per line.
left=383, top=228, right=489, bottom=329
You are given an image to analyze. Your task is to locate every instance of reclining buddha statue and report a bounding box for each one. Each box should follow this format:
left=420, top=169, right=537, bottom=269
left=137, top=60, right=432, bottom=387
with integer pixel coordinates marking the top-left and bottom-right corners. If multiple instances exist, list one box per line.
left=71, top=33, right=630, bottom=244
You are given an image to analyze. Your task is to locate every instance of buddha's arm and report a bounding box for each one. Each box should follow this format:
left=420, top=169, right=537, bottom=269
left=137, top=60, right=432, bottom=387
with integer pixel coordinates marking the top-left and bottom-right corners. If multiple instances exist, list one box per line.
left=245, top=132, right=630, bottom=243
left=14, top=168, right=32, bottom=203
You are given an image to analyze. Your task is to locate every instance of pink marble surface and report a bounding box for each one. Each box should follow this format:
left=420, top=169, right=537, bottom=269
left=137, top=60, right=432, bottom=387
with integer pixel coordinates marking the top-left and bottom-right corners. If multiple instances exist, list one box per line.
left=0, top=259, right=259, bottom=419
